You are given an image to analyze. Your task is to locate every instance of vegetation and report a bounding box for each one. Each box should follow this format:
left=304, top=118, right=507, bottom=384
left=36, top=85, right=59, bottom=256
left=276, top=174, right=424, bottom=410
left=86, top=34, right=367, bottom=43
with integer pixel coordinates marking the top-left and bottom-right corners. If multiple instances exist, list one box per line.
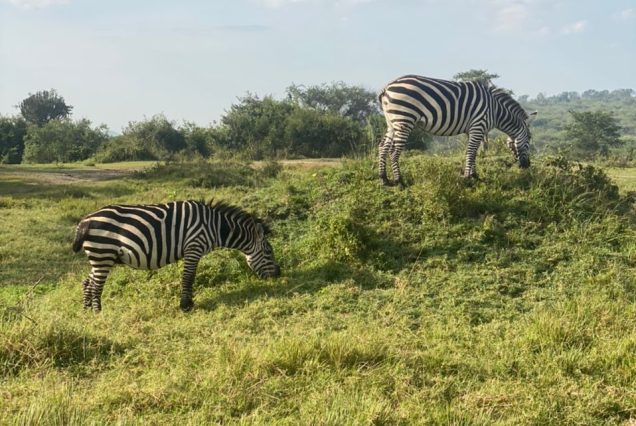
left=565, top=110, right=623, bottom=158
left=0, top=155, right=634, bottom=424
left=18, top=89, right=73, bottom=126
left=23, top=119, right=108, bottom=164
left=2, top=77, right=635, bottom=165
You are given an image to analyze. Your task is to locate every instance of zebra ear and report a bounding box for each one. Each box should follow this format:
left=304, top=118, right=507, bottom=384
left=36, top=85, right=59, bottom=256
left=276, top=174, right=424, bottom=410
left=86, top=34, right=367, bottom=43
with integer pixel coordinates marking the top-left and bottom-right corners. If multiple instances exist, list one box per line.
left=526, top=111, right=538, bottom=124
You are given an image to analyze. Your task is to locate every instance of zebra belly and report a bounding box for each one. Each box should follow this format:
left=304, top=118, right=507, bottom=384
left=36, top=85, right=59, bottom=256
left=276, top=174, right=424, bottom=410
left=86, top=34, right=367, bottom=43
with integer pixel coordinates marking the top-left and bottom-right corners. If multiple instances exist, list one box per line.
left=116, top=246, right=178, bottom=270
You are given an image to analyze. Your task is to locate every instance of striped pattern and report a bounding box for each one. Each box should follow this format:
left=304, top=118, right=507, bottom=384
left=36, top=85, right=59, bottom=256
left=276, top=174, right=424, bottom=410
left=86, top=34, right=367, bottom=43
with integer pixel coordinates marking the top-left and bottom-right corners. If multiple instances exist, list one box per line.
left=73, top=201, right=280, bottom=312
left=378, top=75, right=536, bottom=186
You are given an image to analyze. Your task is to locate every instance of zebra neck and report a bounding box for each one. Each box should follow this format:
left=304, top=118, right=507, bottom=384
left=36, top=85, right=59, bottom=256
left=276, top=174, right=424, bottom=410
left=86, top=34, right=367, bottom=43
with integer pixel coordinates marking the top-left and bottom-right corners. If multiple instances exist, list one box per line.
left=212, top=211, right=249, bottom=252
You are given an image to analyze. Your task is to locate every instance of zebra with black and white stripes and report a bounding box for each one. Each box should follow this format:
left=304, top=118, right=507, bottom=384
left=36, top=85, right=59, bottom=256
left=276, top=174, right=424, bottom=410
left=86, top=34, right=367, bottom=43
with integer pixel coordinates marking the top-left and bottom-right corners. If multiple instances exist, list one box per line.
left=73, top=200, right=280, bottom=312
left=378, top=74, right=537, bottom=187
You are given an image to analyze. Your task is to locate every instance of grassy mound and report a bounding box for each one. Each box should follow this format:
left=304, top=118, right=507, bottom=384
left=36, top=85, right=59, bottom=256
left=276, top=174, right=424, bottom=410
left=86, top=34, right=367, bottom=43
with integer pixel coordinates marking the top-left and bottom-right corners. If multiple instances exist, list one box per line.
left=0, top=155, right=634, bottom=424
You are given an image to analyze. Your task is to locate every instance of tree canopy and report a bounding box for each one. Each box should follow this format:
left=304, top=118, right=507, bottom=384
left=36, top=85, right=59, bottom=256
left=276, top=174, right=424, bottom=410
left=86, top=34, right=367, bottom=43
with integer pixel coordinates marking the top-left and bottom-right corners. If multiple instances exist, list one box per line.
left=18, top=89, right=73, bottom=126
left=565, top=110, right=622, bottom=158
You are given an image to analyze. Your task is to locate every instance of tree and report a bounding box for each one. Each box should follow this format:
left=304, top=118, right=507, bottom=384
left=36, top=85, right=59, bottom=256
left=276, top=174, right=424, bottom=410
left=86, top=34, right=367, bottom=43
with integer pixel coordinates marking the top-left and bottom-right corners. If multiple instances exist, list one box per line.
left=219, top=94, right=295, bottom=159
left=0, top=115, right=28, bottom=164
left=566, top=110, right=622, bottom=158
left=284, top=108, right=365, bottom=157
left=23, top=119, right=108, bottom=163
left=18, top=89, right=73, bottom=126
left=122, top=115, right=187, bottom=158
left=453, top=69, right=500, bottom=85
left=286, top=82, right=379, bottom=122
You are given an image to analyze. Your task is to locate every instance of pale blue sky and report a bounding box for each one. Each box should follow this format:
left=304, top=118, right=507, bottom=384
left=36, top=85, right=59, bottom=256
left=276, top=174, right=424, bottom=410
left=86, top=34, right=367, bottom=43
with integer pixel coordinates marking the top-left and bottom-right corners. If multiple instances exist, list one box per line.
left=1, top=0, right=634, bottom=132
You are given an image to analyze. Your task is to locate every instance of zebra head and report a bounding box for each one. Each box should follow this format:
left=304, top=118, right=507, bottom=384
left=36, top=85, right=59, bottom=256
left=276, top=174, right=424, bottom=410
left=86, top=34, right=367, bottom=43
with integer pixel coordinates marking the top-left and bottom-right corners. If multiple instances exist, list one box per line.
left=509, top=111, right=538, bottom=168
left=492, top=87, right=537, bottom=169
left=244, top=220, right=281, bottom=279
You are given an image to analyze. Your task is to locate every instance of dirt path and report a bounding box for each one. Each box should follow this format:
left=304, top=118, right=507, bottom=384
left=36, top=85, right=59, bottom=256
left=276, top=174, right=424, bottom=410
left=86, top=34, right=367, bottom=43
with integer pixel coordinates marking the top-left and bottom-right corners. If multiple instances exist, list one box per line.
left=0, top=166, right=137, bottom=186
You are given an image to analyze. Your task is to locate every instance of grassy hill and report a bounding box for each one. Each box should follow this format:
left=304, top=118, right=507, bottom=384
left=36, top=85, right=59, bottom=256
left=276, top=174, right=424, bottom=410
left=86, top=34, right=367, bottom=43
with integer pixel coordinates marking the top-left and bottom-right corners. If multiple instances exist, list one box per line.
left=0, top=155, right=635, bottom=424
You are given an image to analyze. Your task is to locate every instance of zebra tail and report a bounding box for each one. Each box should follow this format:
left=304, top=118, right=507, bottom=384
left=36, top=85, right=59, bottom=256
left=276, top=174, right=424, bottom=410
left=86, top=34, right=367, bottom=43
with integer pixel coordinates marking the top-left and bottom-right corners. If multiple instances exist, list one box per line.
left=72, top=220, right=90, bottom=253
left=378, top=88, right=386, bottom=105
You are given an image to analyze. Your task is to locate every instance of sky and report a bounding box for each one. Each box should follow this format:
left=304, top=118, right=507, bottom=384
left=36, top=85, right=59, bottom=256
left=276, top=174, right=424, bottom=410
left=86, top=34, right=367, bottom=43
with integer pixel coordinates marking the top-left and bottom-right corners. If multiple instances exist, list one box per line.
left=1, top=0, right=635, bottom=132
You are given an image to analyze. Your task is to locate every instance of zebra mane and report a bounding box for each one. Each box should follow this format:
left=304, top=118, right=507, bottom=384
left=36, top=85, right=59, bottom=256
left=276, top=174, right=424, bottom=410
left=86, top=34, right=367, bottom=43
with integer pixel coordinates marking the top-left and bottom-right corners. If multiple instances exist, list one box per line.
left=490, top=86, right=529, bottom=121
left=204, top=200, right=271, bottom=234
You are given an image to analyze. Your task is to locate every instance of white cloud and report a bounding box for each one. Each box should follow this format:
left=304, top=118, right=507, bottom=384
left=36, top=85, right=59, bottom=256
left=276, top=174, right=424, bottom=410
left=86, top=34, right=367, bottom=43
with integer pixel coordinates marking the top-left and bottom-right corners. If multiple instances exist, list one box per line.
left=493, top=2, right=530, bottom=32
left=614, top=8, right=634, bottom=20
left=6, top=0, right=69, bottom=8
left=489, top=0, right=553, bottom=36
left=560, top=19, right=588, bottom=35
left=258, top=0, right=306, bottom=8
left=256, top=0, right=382, bottom=8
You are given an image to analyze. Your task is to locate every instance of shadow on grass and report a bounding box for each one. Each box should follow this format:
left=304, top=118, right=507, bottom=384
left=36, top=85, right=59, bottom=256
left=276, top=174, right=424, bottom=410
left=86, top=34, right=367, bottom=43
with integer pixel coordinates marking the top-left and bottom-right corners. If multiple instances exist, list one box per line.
left=0, top=325, right=128, bottom=377
left=196, top=260, right=393, bottom=311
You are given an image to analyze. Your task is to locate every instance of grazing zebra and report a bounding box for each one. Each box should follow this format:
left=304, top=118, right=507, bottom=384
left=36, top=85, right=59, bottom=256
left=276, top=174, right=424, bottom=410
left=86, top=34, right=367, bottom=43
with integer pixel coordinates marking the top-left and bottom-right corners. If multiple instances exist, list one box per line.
left=73, top=200, right=280, bottom=312
left=378, top=74, right=537, bottom=187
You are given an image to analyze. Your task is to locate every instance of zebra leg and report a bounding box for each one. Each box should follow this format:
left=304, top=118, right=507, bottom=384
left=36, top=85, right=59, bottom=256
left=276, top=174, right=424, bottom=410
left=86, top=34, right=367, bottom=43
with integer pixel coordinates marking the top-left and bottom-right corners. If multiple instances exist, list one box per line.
left=378, top=129, right=394, bottom=185
left=180, top=252, right=201, bottom=312
left=88, top=262, right=113, bottom=312
left=389, top=128, right=411, bottom=188
left=506, top=136, right=518, bottom=160
left=81, top=277, right=91, bottom=309
left=464, top=129, right=485, bottom=179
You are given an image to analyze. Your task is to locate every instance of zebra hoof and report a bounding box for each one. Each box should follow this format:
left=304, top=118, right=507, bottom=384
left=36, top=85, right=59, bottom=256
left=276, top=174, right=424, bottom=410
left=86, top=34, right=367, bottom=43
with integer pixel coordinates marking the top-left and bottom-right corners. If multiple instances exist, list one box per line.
left=180, top=299, right=194, bottom=312
left=381, top=177, right=391, bottom=186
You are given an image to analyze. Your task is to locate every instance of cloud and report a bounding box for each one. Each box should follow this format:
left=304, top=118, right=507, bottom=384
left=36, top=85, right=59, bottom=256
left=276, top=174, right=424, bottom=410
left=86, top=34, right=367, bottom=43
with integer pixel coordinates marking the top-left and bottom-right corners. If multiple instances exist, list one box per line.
left=489, top=0, right=553, bottom=36
left=257, top=0, right=308, bottom=8
left=614, top=8, right=634, bottom=20
left=256, top=0, right=382, bottom=8
left=560, top=20, right=588, bottom=35
left=493, top=2, right=530, bottom=32
left=5, top=0, right=69, bottom=8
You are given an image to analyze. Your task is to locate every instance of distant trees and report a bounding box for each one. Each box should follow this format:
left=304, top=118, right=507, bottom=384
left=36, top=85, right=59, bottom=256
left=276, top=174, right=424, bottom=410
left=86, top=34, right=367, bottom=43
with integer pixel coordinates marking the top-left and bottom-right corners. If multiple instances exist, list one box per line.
left=286, top=82, right=379, bottom=122
left=95, top=115, right=190, bottom=162
left=23, top=119, right=108, bottom=163
left=565, top=110, right=622, bottom=158
left=0, top=116, right=28, bottom=164
left=453, top=69, right=500, bottom=85
left=18, top=89, right=73, bottom=126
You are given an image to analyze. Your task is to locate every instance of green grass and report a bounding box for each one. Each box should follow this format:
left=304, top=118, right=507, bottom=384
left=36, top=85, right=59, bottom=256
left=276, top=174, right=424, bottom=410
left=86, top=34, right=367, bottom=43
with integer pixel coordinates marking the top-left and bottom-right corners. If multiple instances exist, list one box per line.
left=0, top=156, right=635, bottom=424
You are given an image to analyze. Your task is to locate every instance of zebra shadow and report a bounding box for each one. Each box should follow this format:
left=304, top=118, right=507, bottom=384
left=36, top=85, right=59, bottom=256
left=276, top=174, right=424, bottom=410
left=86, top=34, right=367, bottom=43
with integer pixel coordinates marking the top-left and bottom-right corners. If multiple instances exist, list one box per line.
left=195, top=260, right=395, bottom=311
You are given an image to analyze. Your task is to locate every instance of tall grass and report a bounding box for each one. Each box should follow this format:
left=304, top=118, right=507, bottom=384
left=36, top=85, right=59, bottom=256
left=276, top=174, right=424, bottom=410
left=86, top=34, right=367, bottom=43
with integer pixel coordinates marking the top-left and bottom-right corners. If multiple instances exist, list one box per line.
left=0, top=155, right=634, bottom=424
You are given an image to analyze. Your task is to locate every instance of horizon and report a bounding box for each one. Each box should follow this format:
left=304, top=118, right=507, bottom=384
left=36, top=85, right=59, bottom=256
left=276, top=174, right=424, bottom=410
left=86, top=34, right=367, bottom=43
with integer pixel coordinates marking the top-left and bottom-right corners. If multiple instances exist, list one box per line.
left=1, top=0, right=635, bottom=132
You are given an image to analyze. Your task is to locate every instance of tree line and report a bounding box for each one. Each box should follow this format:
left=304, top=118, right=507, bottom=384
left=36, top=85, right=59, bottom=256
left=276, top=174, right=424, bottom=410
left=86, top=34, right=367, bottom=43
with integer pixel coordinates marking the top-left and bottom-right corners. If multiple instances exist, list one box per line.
left=0, top=70, right=633, bottom=165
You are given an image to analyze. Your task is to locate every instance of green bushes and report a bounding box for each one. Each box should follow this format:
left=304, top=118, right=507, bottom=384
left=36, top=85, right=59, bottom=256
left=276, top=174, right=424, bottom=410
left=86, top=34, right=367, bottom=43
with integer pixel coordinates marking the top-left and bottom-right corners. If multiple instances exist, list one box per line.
left=22, top=119, right=108, bottom=163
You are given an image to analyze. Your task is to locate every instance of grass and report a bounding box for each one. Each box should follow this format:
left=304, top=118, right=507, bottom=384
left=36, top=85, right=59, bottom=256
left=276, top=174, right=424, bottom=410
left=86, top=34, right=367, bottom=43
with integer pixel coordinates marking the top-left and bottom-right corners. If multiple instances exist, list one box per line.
left=0, top=155, right=635, bottom=424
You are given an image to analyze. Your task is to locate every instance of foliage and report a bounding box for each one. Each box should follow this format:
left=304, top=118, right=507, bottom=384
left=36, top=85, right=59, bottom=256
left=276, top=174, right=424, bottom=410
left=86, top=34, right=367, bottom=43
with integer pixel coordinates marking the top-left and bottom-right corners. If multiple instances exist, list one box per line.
left=284, top=108, right=365, bottom=157
left=22, top=119, right=108, bottom=163
left=453, top=69, right=500, bottom=84
left=518, top=89, right=636, bottom=159
left=122, top=115, right=186, bottom=157
left=0, top=157, right=634, bottom=423
left=18, top=89, right=73, bottom=126
left=0, top=115, right=28, bottom=164
left=217, top=94, right=295, bottom=159
left=216, top=93, right=374, bottom=160
left=565, top=110, right=623, bottom=158
left=95, top=115, right=188, bottom=162
left=286, top=82, right=379, bottom=122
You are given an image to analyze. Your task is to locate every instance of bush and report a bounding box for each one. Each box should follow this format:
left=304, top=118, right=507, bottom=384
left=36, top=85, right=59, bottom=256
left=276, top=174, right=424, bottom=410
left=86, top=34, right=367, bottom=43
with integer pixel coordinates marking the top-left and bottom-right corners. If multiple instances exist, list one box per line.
left=22, top=119, right=108, bottom=163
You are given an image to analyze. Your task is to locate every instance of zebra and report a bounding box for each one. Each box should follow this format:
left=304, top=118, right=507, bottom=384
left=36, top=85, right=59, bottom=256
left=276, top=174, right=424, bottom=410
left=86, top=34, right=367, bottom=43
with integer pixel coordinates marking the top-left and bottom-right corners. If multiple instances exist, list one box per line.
left=72, top=200, right=280, bottom=312
left=378, top=74, right=537, bottom=187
